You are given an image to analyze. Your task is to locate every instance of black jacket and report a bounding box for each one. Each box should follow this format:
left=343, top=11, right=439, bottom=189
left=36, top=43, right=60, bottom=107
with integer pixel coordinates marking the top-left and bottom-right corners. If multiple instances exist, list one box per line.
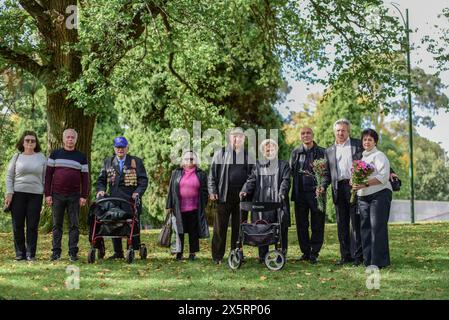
left=241, top=159, right=291, bottom=226
left=289, top=142, right=327, bottom=201
left=97, top=154, right=148, bottom=201
left=207, top=146, right=255, bottom=203
left=166, top=167, right=209, bottom=238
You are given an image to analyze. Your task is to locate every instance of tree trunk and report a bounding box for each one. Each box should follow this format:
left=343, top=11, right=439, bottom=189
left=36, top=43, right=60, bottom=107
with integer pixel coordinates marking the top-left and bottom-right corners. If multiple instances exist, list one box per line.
left=40, top=1, right=96, bottom=232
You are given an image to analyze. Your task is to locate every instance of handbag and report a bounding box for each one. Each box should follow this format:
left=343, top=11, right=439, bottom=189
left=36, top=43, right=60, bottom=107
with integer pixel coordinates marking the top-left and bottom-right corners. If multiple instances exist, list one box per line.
left=390, top=176, right=401, bottom=192
left=3, top=153, right=20, bottom=213
left=157, top=211, right=173, bottom=247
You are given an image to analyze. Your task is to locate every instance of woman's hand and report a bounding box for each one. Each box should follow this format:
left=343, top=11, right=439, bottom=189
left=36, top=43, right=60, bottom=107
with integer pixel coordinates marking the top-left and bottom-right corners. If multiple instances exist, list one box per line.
left=352, top=184, right=366, bottom=191
left=4, top=194, right=12, bottom=208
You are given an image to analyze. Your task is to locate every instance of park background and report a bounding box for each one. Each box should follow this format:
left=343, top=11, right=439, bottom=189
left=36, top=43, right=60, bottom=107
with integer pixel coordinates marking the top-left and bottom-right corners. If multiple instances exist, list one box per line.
left=0, top=0, right=449, bottom=300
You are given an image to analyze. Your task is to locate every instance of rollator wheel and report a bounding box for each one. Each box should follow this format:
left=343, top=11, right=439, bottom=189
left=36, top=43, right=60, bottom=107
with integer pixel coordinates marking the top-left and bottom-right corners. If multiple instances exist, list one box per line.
left=125, top=249, right=135, bottom=264
left=228, top=249, right=242, bottom=270
left=264, top=250, right=285, bottom=271
left=88, top=248, right=96, bottom=264
left=140, top=244, right=147, bottom=260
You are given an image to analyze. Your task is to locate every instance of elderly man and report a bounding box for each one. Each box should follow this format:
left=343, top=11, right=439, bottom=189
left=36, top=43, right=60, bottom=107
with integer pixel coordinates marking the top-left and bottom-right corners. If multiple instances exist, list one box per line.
left=240, top=139, right=290, bottom=262
left=322, top=119, right=365, bottom=266
left=45, top=128, right=89, bottom=262
left=290, top=127, right=327, bottom=264
left=208, top=127, right=255, bottom=264
left=96, top=136, right=148, bottom=259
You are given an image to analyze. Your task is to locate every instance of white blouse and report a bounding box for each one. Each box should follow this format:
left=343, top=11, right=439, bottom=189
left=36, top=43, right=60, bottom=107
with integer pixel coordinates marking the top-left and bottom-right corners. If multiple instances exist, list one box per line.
left=357, top=147, right=392, bottom=197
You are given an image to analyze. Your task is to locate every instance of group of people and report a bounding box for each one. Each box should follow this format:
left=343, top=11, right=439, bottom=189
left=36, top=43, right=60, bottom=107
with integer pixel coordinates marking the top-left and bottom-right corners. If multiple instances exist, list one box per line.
left=4, top=118, right=395, bottom=269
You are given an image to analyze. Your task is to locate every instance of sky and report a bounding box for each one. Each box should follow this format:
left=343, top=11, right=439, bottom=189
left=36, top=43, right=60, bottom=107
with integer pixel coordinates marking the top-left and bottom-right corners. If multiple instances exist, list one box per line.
left=276, top=0, right=449, bottom=153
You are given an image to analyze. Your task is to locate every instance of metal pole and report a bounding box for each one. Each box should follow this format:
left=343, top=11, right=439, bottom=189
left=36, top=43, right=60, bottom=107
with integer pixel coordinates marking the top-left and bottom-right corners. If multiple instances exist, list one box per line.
left=405, top=9, right=415, bottom=223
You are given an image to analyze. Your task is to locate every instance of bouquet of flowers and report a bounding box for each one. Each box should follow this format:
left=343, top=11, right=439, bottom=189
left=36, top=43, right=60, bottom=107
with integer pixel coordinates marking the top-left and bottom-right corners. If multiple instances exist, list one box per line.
left=311, top=158, right=328, bottom=212
left=350, top=160, right=375, bottom=203
left=299, top=158, right=328, bottom=213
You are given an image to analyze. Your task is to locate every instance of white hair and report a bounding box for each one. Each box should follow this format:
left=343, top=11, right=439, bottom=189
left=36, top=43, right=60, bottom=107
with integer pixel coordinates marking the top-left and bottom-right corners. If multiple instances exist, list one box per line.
left=333, top=119, right=351, bottom=131
left=63, top=128, right=78, bottom=140
left=259, top=138, right=278, bottom=154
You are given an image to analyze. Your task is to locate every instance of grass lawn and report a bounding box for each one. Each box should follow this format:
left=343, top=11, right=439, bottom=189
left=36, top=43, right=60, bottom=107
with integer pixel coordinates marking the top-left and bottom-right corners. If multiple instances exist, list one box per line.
left=0, top=222, right=448, bottom=300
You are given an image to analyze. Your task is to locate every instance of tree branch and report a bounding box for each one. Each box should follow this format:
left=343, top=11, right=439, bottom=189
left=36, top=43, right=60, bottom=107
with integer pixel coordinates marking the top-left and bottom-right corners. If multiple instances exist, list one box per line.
left=0, top=44, right=47, bottom=80
left=18, top=0, right=52, bottom=36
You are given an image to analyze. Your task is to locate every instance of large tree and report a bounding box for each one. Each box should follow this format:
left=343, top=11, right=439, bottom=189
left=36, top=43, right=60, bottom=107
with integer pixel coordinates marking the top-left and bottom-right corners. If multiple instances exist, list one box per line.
left=0, top=0, right=404, bottom=157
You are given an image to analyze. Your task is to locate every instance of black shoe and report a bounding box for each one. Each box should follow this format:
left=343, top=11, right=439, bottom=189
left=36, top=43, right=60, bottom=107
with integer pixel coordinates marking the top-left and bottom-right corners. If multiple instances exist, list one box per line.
left=299, top=254, right=310, bottom=261
left=108, top=252, right=124, bottom=260
left=50, top=253, right=61, bottom=261
left=176, top=253, right=183, bottom=261
left=15, top=255, right=26, bottom=261
left=188, top=254, right=196, bottom=261
left=309, top=255, right=318, bottom=264
left=353, top=259, right=363, bottom=266
left=69, top=255, right=78, bottom=262
left=213, top=259, right=222, bottom=265
left=335, top=258, right=353, bottom=266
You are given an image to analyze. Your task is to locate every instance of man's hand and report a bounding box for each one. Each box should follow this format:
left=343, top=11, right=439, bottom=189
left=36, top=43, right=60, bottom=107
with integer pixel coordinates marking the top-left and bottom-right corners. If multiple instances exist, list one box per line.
left=209, top=194, right=218, bottom=201
left=315, top=186, right=325, bottom=198
left=132, top=192, right=139, bottom=200
left=4, top=194, right=12, bottom=208
left=79, top=198, right=87, bottom=207
left=239, top=192, right=247, bottom=199
left=96, top=191, right=105, bottom=199
left=45, top=196, right=53, bottom=206
left=390, top=173, right=398, bottom=180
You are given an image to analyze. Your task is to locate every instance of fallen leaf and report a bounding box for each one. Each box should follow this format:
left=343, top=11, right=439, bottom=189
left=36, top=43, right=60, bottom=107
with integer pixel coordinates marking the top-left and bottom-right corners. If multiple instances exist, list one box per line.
left=260, top=276, right=267, bottom=281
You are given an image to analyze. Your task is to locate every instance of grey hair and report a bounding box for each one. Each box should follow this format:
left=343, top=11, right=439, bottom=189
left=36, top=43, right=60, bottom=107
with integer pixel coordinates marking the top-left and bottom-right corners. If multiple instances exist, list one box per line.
left=63, top=128, right=78, bottom=140
left=333, top=119, right=351, bottom=131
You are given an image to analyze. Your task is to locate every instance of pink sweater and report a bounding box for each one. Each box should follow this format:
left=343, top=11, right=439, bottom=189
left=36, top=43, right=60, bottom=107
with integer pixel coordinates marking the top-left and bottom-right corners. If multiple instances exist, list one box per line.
left=179, top=167, right=200, bottom=212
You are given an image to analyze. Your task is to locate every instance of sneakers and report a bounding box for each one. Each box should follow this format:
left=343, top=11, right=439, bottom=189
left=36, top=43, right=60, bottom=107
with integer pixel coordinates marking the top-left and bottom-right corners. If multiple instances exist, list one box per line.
left=50, top=253, right=61, bottom=261
left=69, top=255, right=78, bottom=262
left=15, top=255, right=26, bottom=261
left=213, top=259, right=222, bottom=265
left=299, top=254, right=310, bottom=261
left=309, top=255, right=318, bottom=264
left=188, top=254, right=196, bottom=261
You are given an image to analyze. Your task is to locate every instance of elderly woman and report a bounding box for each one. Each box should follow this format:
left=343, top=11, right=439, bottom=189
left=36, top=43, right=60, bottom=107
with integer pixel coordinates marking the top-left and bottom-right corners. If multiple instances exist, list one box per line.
left=166, top=151, right=209, bottom=261
left=5, top=131, right=46, bottom=261
left=352, top=129, right=393, bottom=269
left=239, top=139, right=291, bottom=262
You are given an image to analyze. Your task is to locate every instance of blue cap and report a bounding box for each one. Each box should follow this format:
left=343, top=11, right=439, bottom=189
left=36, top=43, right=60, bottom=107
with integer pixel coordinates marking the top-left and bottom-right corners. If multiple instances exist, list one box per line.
left=114, top=136, right=128, bottom=148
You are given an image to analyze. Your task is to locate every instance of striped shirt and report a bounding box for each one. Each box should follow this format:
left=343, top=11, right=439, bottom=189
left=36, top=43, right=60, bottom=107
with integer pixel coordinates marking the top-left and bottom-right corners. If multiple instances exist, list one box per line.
left=44, top=148, right=89, bottom=198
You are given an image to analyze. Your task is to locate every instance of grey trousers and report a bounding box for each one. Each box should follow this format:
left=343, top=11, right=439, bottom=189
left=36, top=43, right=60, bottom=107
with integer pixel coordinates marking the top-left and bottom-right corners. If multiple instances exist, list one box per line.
left=358, top=188, right=392, bottom=267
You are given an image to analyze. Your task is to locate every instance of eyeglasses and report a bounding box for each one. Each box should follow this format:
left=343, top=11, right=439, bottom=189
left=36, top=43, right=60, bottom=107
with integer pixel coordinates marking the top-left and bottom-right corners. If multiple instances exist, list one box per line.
left=24, top=139, right=36, bottom=143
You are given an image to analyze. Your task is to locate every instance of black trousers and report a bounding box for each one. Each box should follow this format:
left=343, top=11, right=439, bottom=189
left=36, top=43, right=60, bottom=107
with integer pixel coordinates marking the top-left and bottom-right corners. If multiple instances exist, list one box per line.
left=294, top=192, right=325, bottom=258
left=179, top=210, right=200, bottom=254
left=52, top=193, right=80, bottom=256
left=358, top=189, right=392, bottom=267
left=211, top=188, right=248, bottom=260
left=10, top=192, right=43, bottom=258
left=335, top=181, right=363, bottom=261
